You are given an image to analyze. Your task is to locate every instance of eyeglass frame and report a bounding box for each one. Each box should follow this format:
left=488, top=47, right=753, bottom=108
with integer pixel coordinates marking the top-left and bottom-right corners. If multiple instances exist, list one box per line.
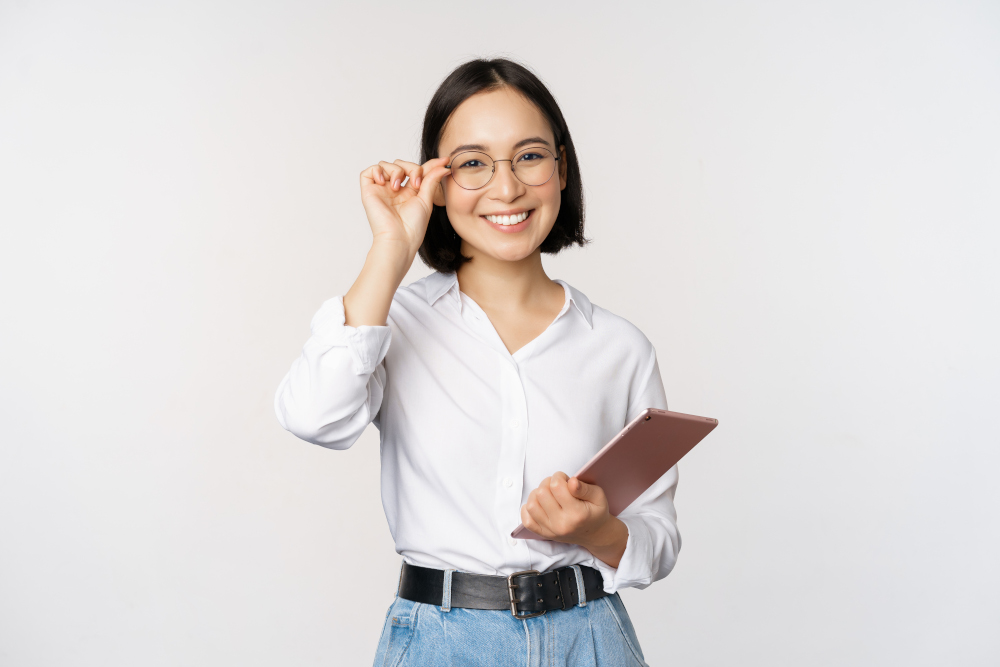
left=444, top=146, right=562, bottom=191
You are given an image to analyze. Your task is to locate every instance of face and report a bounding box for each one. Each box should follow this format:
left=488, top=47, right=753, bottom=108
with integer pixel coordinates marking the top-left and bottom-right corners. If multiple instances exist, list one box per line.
left=434, top=87, right=567, bottom=265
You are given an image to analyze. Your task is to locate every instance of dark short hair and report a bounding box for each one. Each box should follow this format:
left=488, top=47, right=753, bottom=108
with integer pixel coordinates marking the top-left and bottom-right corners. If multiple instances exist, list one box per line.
left=418, top=58, right=588, bottom=273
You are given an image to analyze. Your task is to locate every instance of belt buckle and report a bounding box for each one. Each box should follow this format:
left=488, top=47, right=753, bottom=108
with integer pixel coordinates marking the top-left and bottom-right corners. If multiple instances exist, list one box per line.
left=507, top=570, right=546, bottom=619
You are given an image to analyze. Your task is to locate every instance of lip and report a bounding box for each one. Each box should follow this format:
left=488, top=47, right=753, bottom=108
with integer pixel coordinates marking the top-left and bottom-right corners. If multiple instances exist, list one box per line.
left=481, top=208, right=534, bottom=233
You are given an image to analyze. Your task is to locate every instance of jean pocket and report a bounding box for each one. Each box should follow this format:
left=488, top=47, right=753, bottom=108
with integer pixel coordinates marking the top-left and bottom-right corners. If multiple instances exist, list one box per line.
left=376, top=597, right=418, bottom=667
left=601, top=594, right=649, bottom=667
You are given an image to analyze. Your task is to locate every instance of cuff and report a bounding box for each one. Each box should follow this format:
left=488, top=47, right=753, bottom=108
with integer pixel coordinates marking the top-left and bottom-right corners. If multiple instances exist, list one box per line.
left=591, top=515, right=654, bottom=594
left=309, top=296, right=392, bottom=376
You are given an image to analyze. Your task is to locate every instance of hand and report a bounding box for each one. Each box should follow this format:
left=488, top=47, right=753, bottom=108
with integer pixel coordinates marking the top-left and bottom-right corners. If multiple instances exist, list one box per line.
left=359, top=156, right=450, bottom=259
left=520, top=471, right=629, bottom=567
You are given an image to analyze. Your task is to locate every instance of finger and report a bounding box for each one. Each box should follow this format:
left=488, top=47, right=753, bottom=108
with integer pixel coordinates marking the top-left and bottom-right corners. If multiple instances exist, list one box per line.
left=525, top=489, right=553, bottom=528
left=378, top=161, right=407, bottom=190
left=535, top=482, right=564, bottom=518
left=416, top=161, right=451, bottom=208
left=418, top=155, right=451, bottom=187
left=422, top=155, right=451, bottom=170
left=521, top=504, right=551, bottom=538
left=378, top=163, right=406, bottom=190
left=550, top=474, right=581, bottom=509
left=569, top=477, right=599, bottom=503
left=361, top=165, right=382, bottom=185
left=393, top=159, right=424, bottom=190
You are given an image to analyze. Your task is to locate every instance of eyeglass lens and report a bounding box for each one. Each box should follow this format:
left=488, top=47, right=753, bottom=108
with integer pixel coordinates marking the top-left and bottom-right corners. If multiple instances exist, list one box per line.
left=449, top=147, right=557, bottom=190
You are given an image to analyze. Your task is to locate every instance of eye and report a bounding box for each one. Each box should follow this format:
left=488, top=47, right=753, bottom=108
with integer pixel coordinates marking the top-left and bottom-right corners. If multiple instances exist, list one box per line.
left=458, top=159, right=487, bottom=169
left=516, top=152, right=545, bottom=163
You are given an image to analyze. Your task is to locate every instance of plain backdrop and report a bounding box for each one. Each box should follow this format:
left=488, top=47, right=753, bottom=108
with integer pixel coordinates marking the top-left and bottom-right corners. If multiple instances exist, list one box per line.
left=1, top=1, right=998, bottom=665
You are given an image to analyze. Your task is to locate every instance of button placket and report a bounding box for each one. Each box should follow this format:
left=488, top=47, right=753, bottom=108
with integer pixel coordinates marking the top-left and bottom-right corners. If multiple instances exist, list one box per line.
left=494, top=358, right=529, bottom=553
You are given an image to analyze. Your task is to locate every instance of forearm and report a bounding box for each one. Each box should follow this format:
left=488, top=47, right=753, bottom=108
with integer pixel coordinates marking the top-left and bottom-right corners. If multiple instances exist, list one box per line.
left=343, top=241, right=413, bottom=326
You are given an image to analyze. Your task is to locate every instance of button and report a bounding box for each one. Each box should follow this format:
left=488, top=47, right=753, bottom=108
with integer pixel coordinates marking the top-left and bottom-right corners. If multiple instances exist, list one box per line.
left=502, top=477, right=513, bottom=488
left=510, top=419, right=519, bottom=429
left=508, top=536, right=518, bottom=546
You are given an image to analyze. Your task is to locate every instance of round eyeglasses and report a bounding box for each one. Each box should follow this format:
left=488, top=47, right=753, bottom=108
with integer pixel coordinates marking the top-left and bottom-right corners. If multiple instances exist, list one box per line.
left=445, top=146, right=560, bottom=190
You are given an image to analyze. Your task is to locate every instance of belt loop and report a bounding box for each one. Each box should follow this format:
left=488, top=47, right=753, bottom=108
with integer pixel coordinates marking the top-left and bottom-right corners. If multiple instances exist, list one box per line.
left=570, top=565, right=587, bottom=607
left=441, top=568, right=456, bottom=612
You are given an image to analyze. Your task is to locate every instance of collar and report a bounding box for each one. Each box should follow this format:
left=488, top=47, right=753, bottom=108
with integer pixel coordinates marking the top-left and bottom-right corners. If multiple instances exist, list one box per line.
left=422, top=271, right=593, bottom=329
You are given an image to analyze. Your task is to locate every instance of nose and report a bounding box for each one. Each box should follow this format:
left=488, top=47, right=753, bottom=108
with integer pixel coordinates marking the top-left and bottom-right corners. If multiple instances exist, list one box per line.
left=490, top=159, right=525, bottom=202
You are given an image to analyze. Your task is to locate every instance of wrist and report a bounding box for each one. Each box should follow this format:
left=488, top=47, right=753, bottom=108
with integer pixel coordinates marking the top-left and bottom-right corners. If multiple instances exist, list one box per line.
left=586, top=515, right=627, bottom=549
left=367, top=241, right=414, bottom=283
left=343, top=242, right=412, bottom=327
left=369, top=239, right=414, bottom=268
left=582, top=516, right=629, bottom=568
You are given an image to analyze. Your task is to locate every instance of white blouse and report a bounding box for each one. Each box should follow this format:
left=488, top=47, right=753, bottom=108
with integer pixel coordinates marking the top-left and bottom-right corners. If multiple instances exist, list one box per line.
left=274, top=270, right=680, bottom=593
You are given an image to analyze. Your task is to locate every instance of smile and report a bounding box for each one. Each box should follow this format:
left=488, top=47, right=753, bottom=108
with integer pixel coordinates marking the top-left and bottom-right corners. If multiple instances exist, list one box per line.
left=484, top=210, right=531, bottom=226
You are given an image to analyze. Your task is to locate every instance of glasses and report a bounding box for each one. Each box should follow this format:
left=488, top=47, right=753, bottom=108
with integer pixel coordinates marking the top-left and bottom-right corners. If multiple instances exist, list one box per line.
left=445, top=146, right=560, bottom=190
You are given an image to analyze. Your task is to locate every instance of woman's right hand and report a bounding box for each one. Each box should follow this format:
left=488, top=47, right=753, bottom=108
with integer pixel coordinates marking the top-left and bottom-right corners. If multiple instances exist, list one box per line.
left=360, top=156, right=451, bottom=260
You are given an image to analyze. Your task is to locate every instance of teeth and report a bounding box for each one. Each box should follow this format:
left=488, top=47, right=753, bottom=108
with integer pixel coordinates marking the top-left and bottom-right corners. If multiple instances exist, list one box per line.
left=485, top=211, right=530, bottom=225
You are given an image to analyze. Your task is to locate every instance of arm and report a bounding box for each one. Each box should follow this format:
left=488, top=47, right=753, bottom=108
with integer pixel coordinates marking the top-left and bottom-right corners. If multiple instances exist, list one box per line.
left=273, top=294, right=391, bottom=448
left=519, top=472, right=630, bottom=567
left=520, top=348, right=681, bottom=592
left=345, top=156, right=450, bottom=327
left=274, top=157, right=450, bottom=446
left=594, top=349, right=680, bottom=591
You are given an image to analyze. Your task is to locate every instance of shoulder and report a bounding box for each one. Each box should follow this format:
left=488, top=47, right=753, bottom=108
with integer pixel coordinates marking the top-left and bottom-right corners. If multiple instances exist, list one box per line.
left=558, top=279, right=656, bottom=355
left=591, top=303, right=655, bottom=352
left=592, top=303, right=658, bottom=378
left=570, top=285, right=666, bottom=411
left=396, top=271, right=446, bottom=301
left=386, top=271, right=456, bottom=322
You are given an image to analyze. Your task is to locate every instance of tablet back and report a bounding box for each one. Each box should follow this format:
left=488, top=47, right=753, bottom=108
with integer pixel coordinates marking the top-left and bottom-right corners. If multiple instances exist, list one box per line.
left=511, top=408, right=718, bottom=540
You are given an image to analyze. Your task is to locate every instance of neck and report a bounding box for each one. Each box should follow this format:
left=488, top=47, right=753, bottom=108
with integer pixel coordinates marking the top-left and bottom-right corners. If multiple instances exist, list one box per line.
left=455, top=245, right=555, bottom=312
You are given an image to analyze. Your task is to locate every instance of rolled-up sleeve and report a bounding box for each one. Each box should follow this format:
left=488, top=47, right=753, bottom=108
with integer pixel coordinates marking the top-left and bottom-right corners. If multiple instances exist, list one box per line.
left=274, top=296, right=391, bottom=449
left=591, top=348, right=682, bottom=593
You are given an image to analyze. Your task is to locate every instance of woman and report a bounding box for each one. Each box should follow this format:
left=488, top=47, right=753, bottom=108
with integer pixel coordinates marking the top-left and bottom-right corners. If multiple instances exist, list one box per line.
left=275, top=58, right=679, bottom=666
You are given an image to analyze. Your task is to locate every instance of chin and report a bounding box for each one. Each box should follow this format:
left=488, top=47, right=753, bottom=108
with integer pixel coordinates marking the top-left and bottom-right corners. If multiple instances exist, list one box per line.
left=455, top=219, right=555, bottom=263
left=492, top=249, right=536, bottom=263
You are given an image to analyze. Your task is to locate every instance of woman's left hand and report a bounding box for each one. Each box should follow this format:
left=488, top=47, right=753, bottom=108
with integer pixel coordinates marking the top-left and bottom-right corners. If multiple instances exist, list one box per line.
left=520, top=471, right=629, bottom=567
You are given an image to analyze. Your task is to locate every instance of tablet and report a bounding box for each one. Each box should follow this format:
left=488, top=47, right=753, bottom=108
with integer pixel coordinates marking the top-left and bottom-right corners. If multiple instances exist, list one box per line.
left=510, top=408, right=718, bottom=540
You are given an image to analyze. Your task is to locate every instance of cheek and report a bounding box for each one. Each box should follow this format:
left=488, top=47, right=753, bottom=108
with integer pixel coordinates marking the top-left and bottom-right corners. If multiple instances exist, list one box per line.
left=443, top=185, right=481, bottom=221
left=535, top=183, right=562, bottom=229
left=537, top=180, right=562, bottom=212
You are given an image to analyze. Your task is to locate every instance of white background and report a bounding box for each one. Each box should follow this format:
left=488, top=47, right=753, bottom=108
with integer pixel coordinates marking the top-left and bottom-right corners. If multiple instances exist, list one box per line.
left=2, top=1, right=998, bottom=665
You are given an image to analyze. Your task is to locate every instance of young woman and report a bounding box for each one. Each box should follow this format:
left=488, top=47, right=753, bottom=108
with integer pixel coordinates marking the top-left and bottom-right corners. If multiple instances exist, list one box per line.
left=275, top=58, right=679, bottom=667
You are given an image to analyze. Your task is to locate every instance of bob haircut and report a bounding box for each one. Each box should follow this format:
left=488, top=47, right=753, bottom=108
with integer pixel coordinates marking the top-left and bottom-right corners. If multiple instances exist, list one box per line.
left=418, top=58, right=587, bottom=273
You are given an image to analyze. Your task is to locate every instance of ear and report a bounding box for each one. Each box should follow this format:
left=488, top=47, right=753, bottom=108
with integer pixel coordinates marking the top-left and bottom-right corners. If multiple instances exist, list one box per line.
left=433, top=179, right=447, bottom=207
left=558, top=145, right=568, bottom=191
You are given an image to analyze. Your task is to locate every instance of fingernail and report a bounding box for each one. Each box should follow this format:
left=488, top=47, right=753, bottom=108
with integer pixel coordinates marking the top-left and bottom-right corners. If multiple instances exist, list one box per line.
left=415, top=177, right=421, bottom=188
left=393, top=179, right=400, bottom=189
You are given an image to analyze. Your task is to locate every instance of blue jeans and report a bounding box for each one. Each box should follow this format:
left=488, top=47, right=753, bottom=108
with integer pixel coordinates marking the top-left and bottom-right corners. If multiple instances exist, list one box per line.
left=371, top=584, right=649, bottom=666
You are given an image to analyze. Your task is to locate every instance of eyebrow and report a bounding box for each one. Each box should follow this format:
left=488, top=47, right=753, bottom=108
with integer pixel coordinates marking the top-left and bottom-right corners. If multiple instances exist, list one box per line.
left=447, top=136, right=552, bottom=157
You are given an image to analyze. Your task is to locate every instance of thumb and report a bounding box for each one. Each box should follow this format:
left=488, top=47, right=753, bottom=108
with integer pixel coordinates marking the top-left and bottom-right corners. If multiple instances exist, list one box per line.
left=416, top=158, right=450, bottom=210
left=569, top=477, right=596, bottom=502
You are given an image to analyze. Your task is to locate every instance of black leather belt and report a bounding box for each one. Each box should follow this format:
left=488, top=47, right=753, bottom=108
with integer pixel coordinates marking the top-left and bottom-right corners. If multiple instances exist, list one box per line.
left=397, top=562, right=610, bottom=619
